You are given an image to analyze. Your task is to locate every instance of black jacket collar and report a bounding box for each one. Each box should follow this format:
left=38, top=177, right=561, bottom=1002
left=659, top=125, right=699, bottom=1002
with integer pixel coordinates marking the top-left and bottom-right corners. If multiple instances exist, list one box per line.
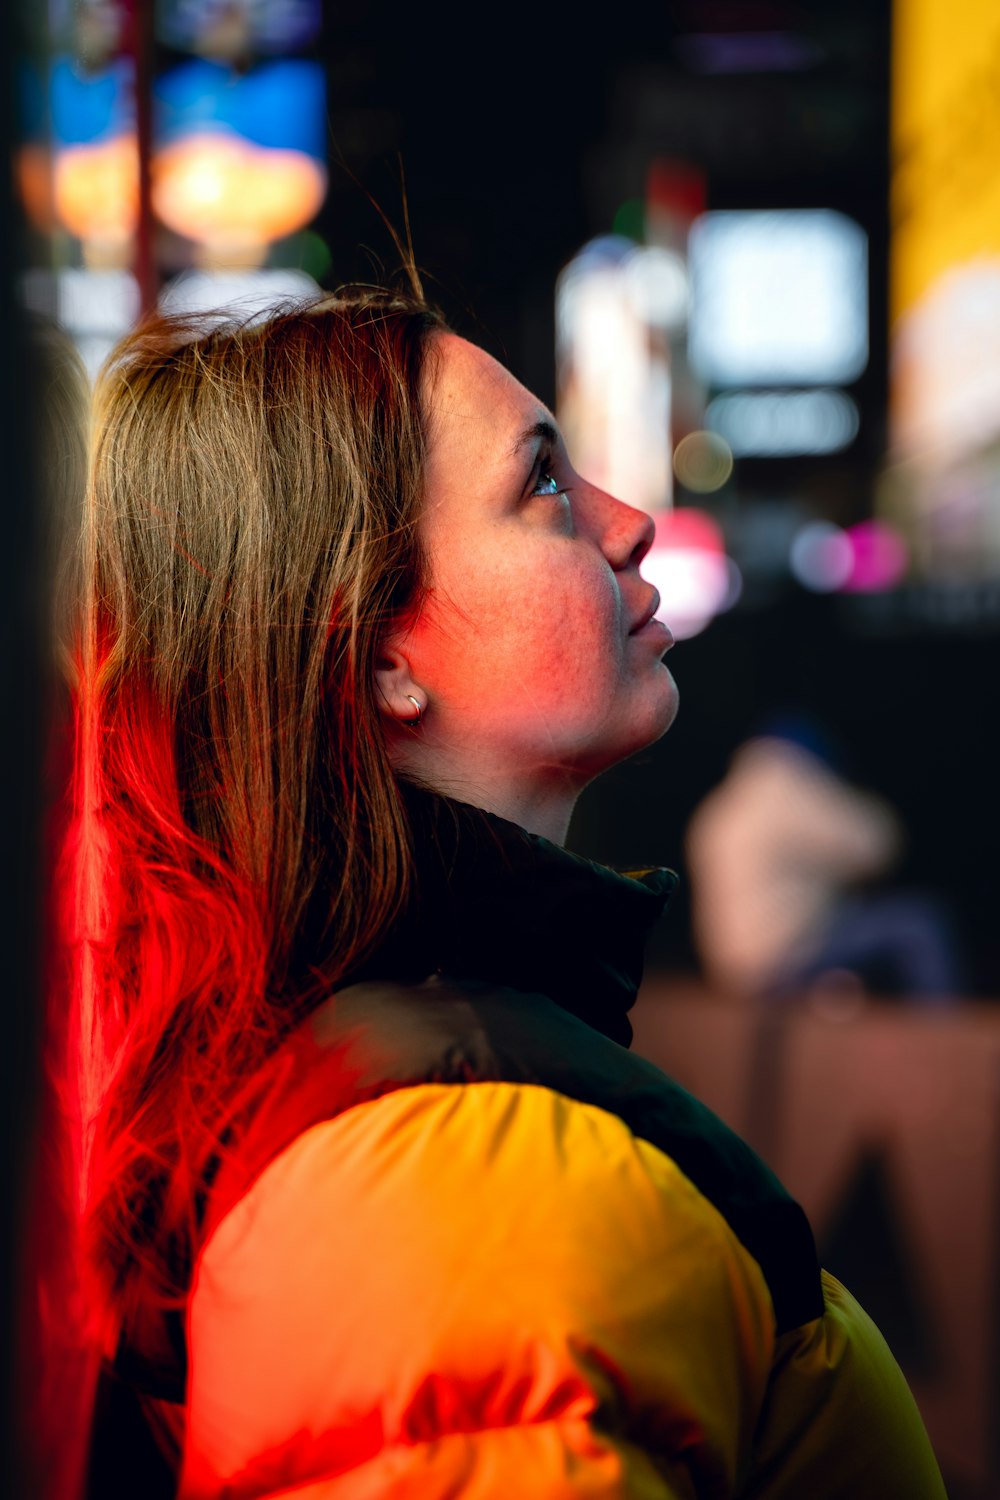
left=345, top=782, right=677, bottom=1048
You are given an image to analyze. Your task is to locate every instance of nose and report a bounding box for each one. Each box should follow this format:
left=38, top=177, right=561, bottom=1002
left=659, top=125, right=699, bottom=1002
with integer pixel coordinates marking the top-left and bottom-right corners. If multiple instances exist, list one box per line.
left=599, top=491, right=655, bottom=572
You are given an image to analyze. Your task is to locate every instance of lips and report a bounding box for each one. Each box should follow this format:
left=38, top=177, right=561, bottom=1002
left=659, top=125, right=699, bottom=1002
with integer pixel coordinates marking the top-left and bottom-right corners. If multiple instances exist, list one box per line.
left=629, top=589, right=662, bottom=634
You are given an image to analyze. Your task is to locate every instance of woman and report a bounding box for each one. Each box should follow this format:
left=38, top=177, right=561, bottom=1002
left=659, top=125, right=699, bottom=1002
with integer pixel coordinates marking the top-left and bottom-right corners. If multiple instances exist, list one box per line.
left=58, top=281, right=945, bottom=1498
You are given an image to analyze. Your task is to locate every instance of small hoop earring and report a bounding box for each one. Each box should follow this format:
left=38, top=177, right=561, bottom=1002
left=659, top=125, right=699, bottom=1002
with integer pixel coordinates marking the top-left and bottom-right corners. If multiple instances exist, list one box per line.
left=404, top=694, right=424, bottom=727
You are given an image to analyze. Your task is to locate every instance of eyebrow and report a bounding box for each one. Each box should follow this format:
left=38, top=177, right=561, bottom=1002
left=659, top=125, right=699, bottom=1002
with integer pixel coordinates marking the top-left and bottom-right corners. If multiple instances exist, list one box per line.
left=509, top=419, right=559, bottom=460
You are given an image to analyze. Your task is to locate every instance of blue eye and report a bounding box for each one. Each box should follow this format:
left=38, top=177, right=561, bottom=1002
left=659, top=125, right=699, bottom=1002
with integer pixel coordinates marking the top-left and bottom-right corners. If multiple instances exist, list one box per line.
left=532, top=467, right=563, bottom=497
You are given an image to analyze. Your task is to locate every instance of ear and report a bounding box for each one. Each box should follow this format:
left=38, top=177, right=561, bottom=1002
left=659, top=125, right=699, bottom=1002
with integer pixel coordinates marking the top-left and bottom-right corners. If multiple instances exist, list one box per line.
left=374, top=646, right=427, bottom=728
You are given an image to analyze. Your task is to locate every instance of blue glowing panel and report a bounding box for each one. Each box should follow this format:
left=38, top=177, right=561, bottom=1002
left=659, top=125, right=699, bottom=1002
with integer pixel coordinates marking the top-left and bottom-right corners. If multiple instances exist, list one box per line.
left=154, top=58, right=325, bottom=158
left=47, top=55, right=135, bottom=147
left=689, top=210, right=868, bottom=387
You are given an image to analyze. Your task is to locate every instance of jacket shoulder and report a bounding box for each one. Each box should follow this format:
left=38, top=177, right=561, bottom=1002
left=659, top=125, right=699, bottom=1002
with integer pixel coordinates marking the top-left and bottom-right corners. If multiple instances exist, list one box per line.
left=203, top=974, right=823, bottom=1337
left=185, top=1077, right=776, bottom=1499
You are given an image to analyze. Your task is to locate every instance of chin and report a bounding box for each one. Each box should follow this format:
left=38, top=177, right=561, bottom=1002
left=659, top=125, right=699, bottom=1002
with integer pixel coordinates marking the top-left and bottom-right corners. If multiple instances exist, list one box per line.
left=637, top=670, right=680, bottom=751
left=640, top=666, right=680, bottom=745
left=659, top=671, right=680, bottom=735
left=586, top=675, right=680, bottom=780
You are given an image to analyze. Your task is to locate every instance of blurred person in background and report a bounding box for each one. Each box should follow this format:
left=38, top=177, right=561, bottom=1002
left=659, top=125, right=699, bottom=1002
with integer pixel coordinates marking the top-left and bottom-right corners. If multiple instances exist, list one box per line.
left=686, top=714, right=962, bottom=1004
left=46, top=278, right=946, bottom=1499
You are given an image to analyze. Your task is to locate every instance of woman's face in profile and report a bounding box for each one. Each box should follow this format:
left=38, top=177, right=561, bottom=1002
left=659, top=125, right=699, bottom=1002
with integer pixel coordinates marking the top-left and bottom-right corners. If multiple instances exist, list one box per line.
left=398, top=333, right=678, bottom=788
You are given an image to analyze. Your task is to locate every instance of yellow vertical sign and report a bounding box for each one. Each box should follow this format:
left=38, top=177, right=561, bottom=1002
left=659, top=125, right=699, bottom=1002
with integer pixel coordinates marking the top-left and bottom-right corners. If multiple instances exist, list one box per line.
left=892, top=0, right=1000, bottom=325
left=891, top=0, right=1000, bottom=460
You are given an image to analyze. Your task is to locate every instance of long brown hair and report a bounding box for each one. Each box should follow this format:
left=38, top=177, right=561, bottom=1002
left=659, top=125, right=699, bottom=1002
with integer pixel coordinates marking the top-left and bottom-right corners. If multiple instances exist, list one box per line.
left=56, top=285, right=444, bottom=1343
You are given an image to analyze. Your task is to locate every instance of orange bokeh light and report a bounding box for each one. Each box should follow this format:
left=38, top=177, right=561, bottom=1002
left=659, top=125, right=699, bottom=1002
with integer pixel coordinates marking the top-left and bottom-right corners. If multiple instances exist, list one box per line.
left=53, top=135, right=139, bottom=242
left=17, top=144, right=57, bottom=234
left=152, top=134, right=327, bottom=250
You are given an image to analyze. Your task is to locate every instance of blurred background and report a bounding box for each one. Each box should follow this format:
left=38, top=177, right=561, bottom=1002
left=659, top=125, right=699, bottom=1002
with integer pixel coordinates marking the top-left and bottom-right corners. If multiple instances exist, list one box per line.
left=4, top=1, right=1000, bottom=1497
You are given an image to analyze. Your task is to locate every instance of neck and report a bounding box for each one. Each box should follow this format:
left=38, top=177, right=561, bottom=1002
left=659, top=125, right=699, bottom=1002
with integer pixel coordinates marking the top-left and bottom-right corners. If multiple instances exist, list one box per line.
left=404, top=768, right=581, bottom=852
left=343, top=779, right=679, bottom=1048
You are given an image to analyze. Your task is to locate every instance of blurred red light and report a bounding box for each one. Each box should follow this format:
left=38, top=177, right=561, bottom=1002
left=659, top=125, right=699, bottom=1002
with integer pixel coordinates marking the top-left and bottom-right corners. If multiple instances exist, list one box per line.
left=654, top=507, right=725, bottom=555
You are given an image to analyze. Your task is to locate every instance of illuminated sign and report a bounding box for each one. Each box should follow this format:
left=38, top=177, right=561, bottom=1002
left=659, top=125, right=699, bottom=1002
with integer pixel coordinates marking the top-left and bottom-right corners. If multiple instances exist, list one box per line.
left=706, top=389, right=860, bottom=457
left=688, top=209, right=868, bottom=387
left=152, top=59, right=326, bottom=250
left=891, top=0, right=1000, bottom=462
left=556, top=237, right=673, bottom=513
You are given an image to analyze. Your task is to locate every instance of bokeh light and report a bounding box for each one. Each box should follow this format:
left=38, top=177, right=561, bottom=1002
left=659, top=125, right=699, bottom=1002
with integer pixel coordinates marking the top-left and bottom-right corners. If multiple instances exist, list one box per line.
left=790, top=519, right=909, bottom=593
left=706, top=389, right=860, bottom=457
left=160, top=267, right=320, bottom=318
left=673, top=430, right=734, bottom=493
left=152, top=135, right=326, bottom=254
left=689, top=209, right=869, bottom=387
left=624, top=246, right=689, bottom=330
left=152, top=58, right=327, bottom=256
left=841, top=520, right=909, bottom=593
left=643, top=507, right=739, bottom=638
left=789, top=521, right=854, bottom=591
left=557, top=237, right=673, bottom=513
left=32, top=54, right=139, bottom=253
left=54, top=134, right=138, bottom=247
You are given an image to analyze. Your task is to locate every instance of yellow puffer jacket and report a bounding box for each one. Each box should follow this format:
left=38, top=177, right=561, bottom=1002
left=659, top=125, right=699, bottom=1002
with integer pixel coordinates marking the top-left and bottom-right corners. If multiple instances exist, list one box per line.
left=135, top=789, right=946, bottom=1498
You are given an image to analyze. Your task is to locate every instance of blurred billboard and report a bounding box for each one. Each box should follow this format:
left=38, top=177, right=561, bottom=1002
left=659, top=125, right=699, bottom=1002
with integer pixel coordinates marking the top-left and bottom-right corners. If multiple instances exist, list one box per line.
left=16, top=0, right=328, bottom=379
left=888, top=0, right=1000, bottom=584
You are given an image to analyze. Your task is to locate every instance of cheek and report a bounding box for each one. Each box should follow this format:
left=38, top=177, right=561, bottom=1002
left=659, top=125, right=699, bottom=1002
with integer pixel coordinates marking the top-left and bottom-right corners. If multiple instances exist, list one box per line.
left=485, top=560, right=625, bottom=706
left=411, top=532, right=623, bottom=706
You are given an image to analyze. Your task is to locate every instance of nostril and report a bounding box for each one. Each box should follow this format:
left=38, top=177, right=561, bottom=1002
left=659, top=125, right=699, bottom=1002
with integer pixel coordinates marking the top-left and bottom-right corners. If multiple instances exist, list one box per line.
left=630, top=512, right=655, bottom=570
left=598, top=491, right=657, bottom=570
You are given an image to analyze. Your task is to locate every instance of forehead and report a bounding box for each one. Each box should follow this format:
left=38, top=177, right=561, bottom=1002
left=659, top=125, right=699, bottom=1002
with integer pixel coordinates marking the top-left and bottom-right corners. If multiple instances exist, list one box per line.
left=423, top=333, right=548, bottom=457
